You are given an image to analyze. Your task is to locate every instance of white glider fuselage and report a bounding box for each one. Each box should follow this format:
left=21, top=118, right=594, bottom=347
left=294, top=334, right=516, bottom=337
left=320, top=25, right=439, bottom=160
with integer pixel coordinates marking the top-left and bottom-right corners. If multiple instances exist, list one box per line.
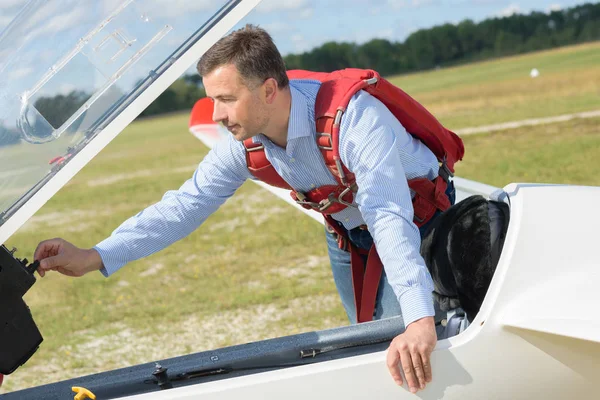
left=182, top=119, right=600, bottom=400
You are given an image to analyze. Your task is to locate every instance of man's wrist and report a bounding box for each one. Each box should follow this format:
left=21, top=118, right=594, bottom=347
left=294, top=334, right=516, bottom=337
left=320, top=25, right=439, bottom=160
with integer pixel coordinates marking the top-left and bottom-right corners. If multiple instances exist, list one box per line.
left=407, top=316, right=435, bottom=330
left=84, top=248, right=104, bottom=274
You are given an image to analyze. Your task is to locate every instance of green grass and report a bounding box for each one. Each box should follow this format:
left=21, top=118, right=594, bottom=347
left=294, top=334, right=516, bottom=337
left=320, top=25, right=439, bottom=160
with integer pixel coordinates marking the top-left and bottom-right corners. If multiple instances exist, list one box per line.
left=388, top=41, right=600, bottom=129
left=456, top=117, right=600, bottom=187
left=2, top=42, right=600, bottom=393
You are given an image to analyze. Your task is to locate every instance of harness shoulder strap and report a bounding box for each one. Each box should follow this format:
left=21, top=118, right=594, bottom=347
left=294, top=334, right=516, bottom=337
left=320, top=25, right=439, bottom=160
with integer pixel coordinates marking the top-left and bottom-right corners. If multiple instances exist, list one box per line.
left=243, top=138, right=291, bottom=190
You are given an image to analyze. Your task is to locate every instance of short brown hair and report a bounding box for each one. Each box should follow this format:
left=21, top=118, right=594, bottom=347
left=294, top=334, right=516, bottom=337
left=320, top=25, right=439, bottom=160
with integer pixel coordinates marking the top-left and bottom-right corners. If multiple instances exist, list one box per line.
left=197, top=24, right=289, bottom=89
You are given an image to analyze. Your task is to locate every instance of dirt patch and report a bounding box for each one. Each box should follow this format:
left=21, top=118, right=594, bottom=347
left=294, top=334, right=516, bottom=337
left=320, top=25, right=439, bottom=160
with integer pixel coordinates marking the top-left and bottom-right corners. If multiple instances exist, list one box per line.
left=19, top=206, right=134, bottom=233
left=272, top=255, right=330, bottom=278
left=86, top=164, right=198, bottom=187
left=140, top=263, right=165, bottom=277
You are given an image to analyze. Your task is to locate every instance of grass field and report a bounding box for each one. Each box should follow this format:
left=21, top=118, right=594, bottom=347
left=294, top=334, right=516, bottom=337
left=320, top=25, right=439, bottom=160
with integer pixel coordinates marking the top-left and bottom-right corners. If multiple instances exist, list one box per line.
left=389, top=41, right=600, bottom=129
left=2, top=42, right=600, bottom=393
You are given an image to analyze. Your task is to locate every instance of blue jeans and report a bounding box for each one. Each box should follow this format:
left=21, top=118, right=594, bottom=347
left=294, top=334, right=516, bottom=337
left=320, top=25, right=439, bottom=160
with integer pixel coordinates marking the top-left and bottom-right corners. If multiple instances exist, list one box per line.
left=325, top=180, right=455, bottom=325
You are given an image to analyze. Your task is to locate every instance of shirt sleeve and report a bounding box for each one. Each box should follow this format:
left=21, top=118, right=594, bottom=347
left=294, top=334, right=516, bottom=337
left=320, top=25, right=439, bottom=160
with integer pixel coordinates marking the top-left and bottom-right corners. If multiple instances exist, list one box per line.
left=338, top=91, right=435, bottom=327
left=94, top=135, right=251, bottom=276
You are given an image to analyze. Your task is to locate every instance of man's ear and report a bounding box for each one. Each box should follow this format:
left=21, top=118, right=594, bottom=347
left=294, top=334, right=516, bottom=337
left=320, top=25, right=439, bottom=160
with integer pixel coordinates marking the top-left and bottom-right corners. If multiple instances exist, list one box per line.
left=263, top=78, right=278, bottom=104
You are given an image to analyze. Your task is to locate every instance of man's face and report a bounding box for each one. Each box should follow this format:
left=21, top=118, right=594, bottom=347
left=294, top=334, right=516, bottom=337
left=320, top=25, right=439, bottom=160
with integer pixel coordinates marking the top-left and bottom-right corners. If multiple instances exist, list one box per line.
left=203, top=64, right=269, bottom=141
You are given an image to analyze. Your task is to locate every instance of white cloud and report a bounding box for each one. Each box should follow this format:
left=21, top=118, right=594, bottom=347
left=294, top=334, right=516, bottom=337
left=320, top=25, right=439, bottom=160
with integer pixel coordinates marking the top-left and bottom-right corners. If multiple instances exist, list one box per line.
left=7, top=66, right=34, bottom=80
left=498, top=4, right=521, bottom=17
left=547, top=4, right=562, bottom=12
left=256, top=0, right=310, bottom=13
left=386, top=0, right=437, bottom=9
left=411, top=0, right=435, bottom=7
left=387, top=0, right=408, bottom=9
left=101, top=0, right=123, bottom=12
left=142, top=0, right=213, bottom=17
left=471, top=0, right=504, bottom=4
left=0, top=0, right=25, bottom=8
left=368, top=6, right=383, bottom=15
left=291, top=34, right=312, bottom=53
left=376, top=28, right=395, bottom=40
left=298, top=8, right=314, bottom=18
left=57, top=83, right=77, bottom=95
left=18, top=5, right=88, bottom=44
left=0, top=0, right=27, bottom=32
left=39, top=7, right=87, bottom=35
left=263, top=22, right=291, bottom=34
left=0, top=15, right=14, bottom=29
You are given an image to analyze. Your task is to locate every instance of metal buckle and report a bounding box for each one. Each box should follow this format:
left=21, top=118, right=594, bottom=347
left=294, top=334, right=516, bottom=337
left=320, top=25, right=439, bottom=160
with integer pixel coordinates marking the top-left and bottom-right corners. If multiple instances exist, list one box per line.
left=334, top=186, right=356, bottom=207
left=316, top=186, right=357, bottom=212
left=294, top=192, right=322, bottom=210
left=439, top=157, right=454, bottom=181
left=317, top=133, right=333, bottom=150
left=294, top=185, right=357, bottom=213
left=245, top=144, right=265, bottom=152
left=414, top=214, right=426, bottom=223
left=296, top=200, right=322, bottom=210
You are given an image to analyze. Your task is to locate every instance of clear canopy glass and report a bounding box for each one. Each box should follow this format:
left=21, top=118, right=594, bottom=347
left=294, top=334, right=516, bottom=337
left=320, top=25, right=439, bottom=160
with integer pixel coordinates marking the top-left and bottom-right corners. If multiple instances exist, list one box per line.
left=0, top=0, right=234, bottom=225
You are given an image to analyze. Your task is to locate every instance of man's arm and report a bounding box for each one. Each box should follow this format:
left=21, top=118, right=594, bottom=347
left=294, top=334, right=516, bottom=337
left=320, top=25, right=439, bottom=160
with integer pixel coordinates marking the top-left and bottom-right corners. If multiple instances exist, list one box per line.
left=36, top=135, right=251, bottom=277
left=339, top=91, right=436, bottom=325
left=339, top=90, right=438, bottom=393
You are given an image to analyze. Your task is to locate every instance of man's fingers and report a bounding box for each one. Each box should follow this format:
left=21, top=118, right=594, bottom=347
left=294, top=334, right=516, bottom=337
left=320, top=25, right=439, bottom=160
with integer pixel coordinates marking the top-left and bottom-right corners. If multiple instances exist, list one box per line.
left=422, top=353, right=432, bottom=383
left=399, top=347, right=419, bottom=393
left=386, top=345, right=403, bottom=386
left=39, top=254, right=68, bottom=271
left=411, top=350, right=426, bottom=390
left=33, top=242, right=49, bottom=262
left=34, top=238, right=62, bottom=262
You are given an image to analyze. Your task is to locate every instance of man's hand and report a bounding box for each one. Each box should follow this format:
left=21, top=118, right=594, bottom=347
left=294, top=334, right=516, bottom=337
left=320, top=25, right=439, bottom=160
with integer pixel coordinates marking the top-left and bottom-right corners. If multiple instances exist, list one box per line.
left=387, top=316, right=436, bottom=393
left=34, top=238, right=103, bottom=277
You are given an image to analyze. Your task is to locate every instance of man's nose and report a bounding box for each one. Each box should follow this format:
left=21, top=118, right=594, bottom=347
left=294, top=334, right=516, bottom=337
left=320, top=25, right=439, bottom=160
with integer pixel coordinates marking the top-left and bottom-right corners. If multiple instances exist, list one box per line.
left=212, top=102, right=226, bottom=123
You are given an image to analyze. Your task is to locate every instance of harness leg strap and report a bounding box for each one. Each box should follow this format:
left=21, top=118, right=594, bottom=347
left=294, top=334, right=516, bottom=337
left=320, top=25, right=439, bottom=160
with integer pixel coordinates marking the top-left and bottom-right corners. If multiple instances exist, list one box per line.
left=358, top=245, right=383, bottom=323
left=350, top=247, right=365, bottom=321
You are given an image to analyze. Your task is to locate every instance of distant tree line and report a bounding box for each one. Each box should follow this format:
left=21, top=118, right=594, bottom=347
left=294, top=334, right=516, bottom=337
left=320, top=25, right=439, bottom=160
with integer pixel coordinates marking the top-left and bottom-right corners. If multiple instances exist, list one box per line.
left=284, top=2, right=600, bottom=74
left=138, top=74, right=205, bottom=118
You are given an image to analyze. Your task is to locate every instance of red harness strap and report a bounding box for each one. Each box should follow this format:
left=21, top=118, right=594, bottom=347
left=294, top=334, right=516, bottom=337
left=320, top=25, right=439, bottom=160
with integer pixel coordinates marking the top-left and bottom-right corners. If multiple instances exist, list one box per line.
left=324, top=215, right=383, bottom=323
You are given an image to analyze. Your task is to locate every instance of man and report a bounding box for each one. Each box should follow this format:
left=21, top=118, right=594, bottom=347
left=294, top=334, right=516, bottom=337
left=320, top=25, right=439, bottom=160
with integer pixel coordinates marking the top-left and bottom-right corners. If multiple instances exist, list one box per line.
left=34, top=24, right=456, bottom=393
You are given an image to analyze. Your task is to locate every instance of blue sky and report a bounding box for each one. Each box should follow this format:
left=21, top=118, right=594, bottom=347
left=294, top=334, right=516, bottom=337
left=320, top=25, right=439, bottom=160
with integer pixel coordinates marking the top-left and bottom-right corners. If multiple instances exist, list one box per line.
left=0, top=0, right=590, bottom=56
left=243, top=0, right=586, bottom=55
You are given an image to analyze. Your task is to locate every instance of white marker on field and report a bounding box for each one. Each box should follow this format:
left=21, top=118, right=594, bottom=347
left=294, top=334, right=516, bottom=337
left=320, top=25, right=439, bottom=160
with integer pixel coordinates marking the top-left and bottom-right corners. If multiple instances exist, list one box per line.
left=530, top=68, right=540, bottom=78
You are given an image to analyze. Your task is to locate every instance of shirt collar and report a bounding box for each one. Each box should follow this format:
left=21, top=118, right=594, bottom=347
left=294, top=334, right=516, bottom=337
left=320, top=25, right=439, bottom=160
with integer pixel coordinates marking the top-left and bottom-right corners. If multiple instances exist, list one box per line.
left=287, top=83, right=313, bottom=142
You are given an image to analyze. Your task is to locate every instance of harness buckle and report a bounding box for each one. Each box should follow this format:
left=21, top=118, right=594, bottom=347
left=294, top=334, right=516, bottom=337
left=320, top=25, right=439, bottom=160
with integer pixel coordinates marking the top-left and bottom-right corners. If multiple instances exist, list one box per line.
left=294, top=184, right=358, bottom=213
left=317, top=133, right=333, bottom=151
left=315, top=185, right=357, bottom=212
left=245, top=144, right=265, bottom=152
left=294, top=191, right=323, bottom=210
left=333, top=186, right=355, bottom=208
left=439, top=157, right=453, bottom=182
left=413, top=214, right=426, bottom=224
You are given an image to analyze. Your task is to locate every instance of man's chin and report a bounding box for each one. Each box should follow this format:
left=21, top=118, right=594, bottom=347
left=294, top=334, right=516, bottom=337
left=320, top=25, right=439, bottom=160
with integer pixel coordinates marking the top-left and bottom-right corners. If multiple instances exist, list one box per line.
left=232, top=131, right=254, bottom=142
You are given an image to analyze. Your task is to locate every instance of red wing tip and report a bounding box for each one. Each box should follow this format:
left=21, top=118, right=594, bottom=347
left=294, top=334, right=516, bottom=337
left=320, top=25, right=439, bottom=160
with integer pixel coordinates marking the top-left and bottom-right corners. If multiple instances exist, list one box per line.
left=189, top=97, right=215, bottom=127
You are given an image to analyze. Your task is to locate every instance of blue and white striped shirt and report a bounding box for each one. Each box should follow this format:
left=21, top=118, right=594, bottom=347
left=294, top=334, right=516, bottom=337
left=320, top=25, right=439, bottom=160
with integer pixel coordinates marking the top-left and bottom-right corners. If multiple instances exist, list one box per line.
left=95, top=79, right=440, bottom=326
